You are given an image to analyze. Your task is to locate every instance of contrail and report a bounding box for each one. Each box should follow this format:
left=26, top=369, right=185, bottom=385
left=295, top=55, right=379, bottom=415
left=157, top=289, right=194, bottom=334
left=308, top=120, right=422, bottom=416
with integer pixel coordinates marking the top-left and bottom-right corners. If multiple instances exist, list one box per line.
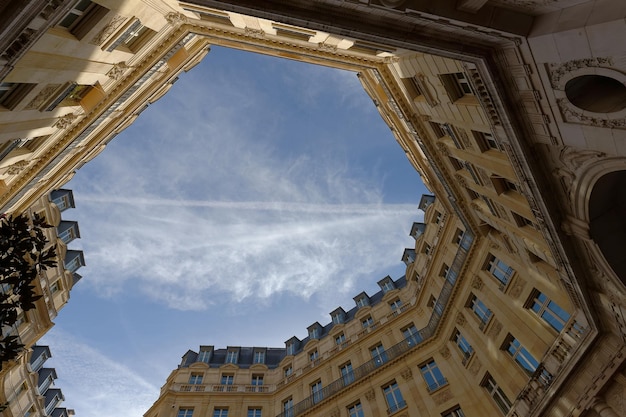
left=78, top=195, right=417, bottom=215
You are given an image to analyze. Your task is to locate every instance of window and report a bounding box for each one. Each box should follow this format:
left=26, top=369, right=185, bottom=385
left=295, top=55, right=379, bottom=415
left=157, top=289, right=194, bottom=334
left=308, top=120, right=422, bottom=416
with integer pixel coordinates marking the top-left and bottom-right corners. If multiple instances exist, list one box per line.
left=440, top=264, right=450, bottom=279
left=389, top=298, right=403, bottom=312
left=309, top=327, right=320, bottom=339
left=197, top=350, right=211, bottom=363
left=283, top=398, right=294, bottom=417
left=309, top=350, right=319, bottom=362
left=225, top=350, right=238, bottom=364
left=382, top=381, right=406, bottom=414
left=178, top=409, right=193, bottom=417
left=213, top=409, right=228, bottom=417
left=486, top=254, right=514, bottom=287
left=469, top=295, right=492, bottom=328
left=482, top=374, right=512, bottom=415
left=362, top=316, right=374, bottom=328
left=335, top=333, right=346, bottom=346
left=449, top=156, right=463, bottom=171
left=348, top=402, right=364, bottom=417
left=491, top=176, right=518, bottom=195
left=403, top=325, right=421, bottom=346
left=106, top=20, right=156, bottom=53
left=420, top=360, right=447, bottom=391
left=473, top=130, right=499, bottom=152
left=59, top=0, right=110, bottom=40
left=251, top=375, right=263, bottom=386
left=505, top=335, right=539, bottom=374
left=311, top=379, right=323, bottom=403
left=0, top=82, right=37, bottom=110
left=381, top=279, right=395, bottom=292
left=286, top=343, right=296, bottom=355
left=371, top=344, right=388, bottom=366
left=513, top=212, right=535, bottom=228
left=453, top=330, right=473, bottom=362
left=434, top=210, right=443, bottom=224
left=253, top=351, right=265, bottom=364
left=188, top=373, right=203, bottom=384
left=340, top=362, right=354, bottom=385
left=401, top=76, right=424, bottom=99
left=356, top=296, right=369, bottom=308
left=429, top=121, right=447, bottom=138
left=423, top=243, right=432, bottom=255
left=442, top=406, right=466, bottom=417
left=440, top=72, right=474, bottom=101
left=221, top=374, right=233, bottom=385
left=454, top=228, right=465, bottom=245
left=49, top=280, right=61, bottom=294
left=528, top=290, right=571, bottom=332
left=332, top=311, right=344, bottom=324
left=248, top=409, right=262, bottom=417
left=284, top=366, right=293, bottom=378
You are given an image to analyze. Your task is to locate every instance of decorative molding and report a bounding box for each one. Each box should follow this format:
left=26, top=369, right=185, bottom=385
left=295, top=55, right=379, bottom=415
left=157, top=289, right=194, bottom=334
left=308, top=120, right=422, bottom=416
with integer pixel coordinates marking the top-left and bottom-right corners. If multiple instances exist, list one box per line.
left=439, top=346, right=451, bottom=359
left=472, top=275, right=484, bottom=290
left=89, top=14, right=126, bottom=45
left=318, top=42, right=337, bottom=52
left=547, top=57, right=614, bottom=89
left=509, top=278, right=526, bottom=299
left=107, top=62, right=130, bottom=80
left=437, top=142, right=450, bottom=156
left=487, top=317, right=502, bottom=338
left=557, top=98, right=626, bottom=130
left=165, top=12, right=188, bottom=26
left=364, top=389, right=376, bottom=401
left=25, top=84, right=61, bottom=110
left=54, top=113, right=77, bottom=129
left=559, top=146, right=607, bottom=172
left=5, top=160, right=30, bottom=175
left=456, top=312, right=466, bottom=327
left=433, top=387, right=453, bottom=405
left=329, top=408, right=340, bottom=417
left=469, top=356, right=482, bottom=376
left=244, top=27, right=266, bottom=38
left=400, top=368, right=413, bottom=381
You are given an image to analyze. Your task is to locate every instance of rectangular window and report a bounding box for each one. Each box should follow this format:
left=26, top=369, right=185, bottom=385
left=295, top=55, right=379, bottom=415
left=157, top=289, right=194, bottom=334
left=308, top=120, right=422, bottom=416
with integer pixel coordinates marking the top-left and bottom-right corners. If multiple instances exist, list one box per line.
left=440, top=264, right=450, bottom=279
left=311, top=379, right=323, bottom=403
left=371, top=344, right=388, bottom=366
left=348, top=402, right=364, bottom=417
left=335, top=333, right=346, bottom=346
left=420, top=360, right=447, bottom=392
left=440, top=72, right=474, bottom=101
left=220, top=374, right=234, bottom=385
left=178, top=409, right=193, bottom=417
left=340, top=362, right=354, bottom=385
left=49, top=280, right=61, bottom=294
left=362, top=316, right=374, bottom=328
left=389, top=298, right=403, bottom=312
left=528, top=290, right=571, bottom=332
left=253, top=351, right=265, bottom=364
left=482, top=374, right=512, bottom=415
left=486, top=254, right=514, bottom=287
left=284, top=366, right=293, bottom=378
left=309, top=328, right=320, bottom=339
left=383, top=381, right=406, bottom=414
left=356, top=297, right=369, bottom=307
left=505, top=335, right=539, bottom=374
left=251, top=375, right=263, bottom=386
left=197, top=350, right=211, bottom=363
left=213, top=409, right=228, bottom=417
left=434, top=210, right=443, bottom=224
left=283, top=398, right=294, bottom=417
left=188, top=373, right=203, bottom=385
left=402, top=324, right=421, bottom=346
left=309, top=350, right=319, bottom=362
left=59, top=0, right=110, bottom=40
left=248, top=409, right=261, bottom=417
left=332, top=312, right=344, bottom=324
left=286, top=343, right=295, bottom=355
left=381, top=280, right=395, bottom=292
left=473, top=130, right=499, bottom=152
left=423, top=243, right=432, bottom=255
left=442, top=406, right=465, bottom=417
left=453, top=330, right=473, bottom=362
left=469, top=295, right=492, bottom=328
left=454, top=228, right=465, bottom=245
left=225, top=350, right=238, bottom=364
left=0, top=82, right=37, bottom=110
left=513, top=212, right=535, bottom=228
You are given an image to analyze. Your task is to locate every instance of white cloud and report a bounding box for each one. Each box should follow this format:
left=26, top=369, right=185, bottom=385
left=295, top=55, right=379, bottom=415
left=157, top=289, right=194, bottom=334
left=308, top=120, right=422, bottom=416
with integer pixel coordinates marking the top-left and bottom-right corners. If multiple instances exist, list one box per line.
left=39, top=330, right=160, bottom=417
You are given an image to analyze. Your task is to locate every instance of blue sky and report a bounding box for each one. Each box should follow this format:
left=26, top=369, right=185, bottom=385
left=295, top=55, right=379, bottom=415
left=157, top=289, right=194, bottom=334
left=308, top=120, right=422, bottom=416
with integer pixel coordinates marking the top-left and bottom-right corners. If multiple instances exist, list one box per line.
left=39, top=46, right=426, bottom=417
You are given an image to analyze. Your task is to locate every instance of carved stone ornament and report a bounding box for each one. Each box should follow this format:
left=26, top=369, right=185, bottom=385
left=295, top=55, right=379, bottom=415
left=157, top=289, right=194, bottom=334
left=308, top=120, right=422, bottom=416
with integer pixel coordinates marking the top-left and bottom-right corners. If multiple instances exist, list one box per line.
left=509, top=279, right=526, bottom=299
left=455, top=174, right=468, bottom=188
left=457, top=128, right=472, bottom=149
left=25, top=84, right=61, bottom=110
left=469, top=356, right=481, bottom=376
left=487, top=318, right=503, bottom=338
left=5, top=160, right=29, bottom=175
left=54, top=113, right=77, bottom=129
left=547, top=56, right=614, bottom=88
left=433, top=387, right=453, bottom=405
left=383, top=56, right=400, bottom=64
left=557, top=98, right=626, bottom=130
left=89, top=14, right=125, bottom=45
left=165, top=12, right=187, bottom=26
left=400, top=368, right=413, bottom=381
left=244, top=27, right=265, bottom=38
left=364, top=389, right=376, bottom=401
left=107, top=62, right=130, bottom=80
left=472, top=276, right=484, bottom=290
left=439, top=346, right=451, bottom=359
left=436, top=142, right=450, bottom=156
left=329, top=408, right=340, bottom=417
left=559, top=145, right=607, bottom=172
left=318, top=42, right=337, bottom=52
left=456, top=312, right=466, bottom=327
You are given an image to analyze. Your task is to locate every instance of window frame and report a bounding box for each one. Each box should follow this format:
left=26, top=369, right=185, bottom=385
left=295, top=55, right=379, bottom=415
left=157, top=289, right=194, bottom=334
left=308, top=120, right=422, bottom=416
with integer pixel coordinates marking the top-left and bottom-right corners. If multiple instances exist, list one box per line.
left=419, top=359, right=447, bottom=392
left=382, top=381, right=407, bottom=414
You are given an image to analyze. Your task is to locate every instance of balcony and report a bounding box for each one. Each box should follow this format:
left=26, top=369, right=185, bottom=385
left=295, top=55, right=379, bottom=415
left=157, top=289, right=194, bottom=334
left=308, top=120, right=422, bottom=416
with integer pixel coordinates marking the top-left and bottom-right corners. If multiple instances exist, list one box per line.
left=173, top=383, right=272, bottom=393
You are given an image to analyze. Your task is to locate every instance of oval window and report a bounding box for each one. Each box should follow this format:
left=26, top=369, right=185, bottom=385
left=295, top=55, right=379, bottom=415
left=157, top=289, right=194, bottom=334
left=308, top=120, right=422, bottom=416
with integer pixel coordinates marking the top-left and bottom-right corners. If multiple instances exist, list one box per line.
left=565, top=75, right=626, bottom=113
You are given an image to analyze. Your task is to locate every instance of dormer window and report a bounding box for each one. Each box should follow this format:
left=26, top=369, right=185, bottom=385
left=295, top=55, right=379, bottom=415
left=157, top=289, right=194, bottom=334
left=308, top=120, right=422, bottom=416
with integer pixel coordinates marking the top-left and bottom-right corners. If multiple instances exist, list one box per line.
left=354, top=292, right=370, bottom=308
left=197, top=347, right=212, bottom=363
left=410, top=223, right=426, bottom=240
left=308, top=322, right=322, bottom=340
left=285, top=337, right=300, bottom=356
left=225, top=350, right=238, bottom=364
left=379, top=276, right=396, bottom=293
left=330, top=308, right=346, bottom=324
left=402, top=248, right=416, bottom=265
left=418, top=194, right=435, bottom=211
left=253, top=350, right=265, bottom=364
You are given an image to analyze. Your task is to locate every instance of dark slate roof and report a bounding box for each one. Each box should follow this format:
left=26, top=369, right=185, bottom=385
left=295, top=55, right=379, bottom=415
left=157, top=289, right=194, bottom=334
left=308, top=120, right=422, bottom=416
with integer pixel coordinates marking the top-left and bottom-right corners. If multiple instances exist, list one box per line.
left=180, top=275, right=407, bottom=368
